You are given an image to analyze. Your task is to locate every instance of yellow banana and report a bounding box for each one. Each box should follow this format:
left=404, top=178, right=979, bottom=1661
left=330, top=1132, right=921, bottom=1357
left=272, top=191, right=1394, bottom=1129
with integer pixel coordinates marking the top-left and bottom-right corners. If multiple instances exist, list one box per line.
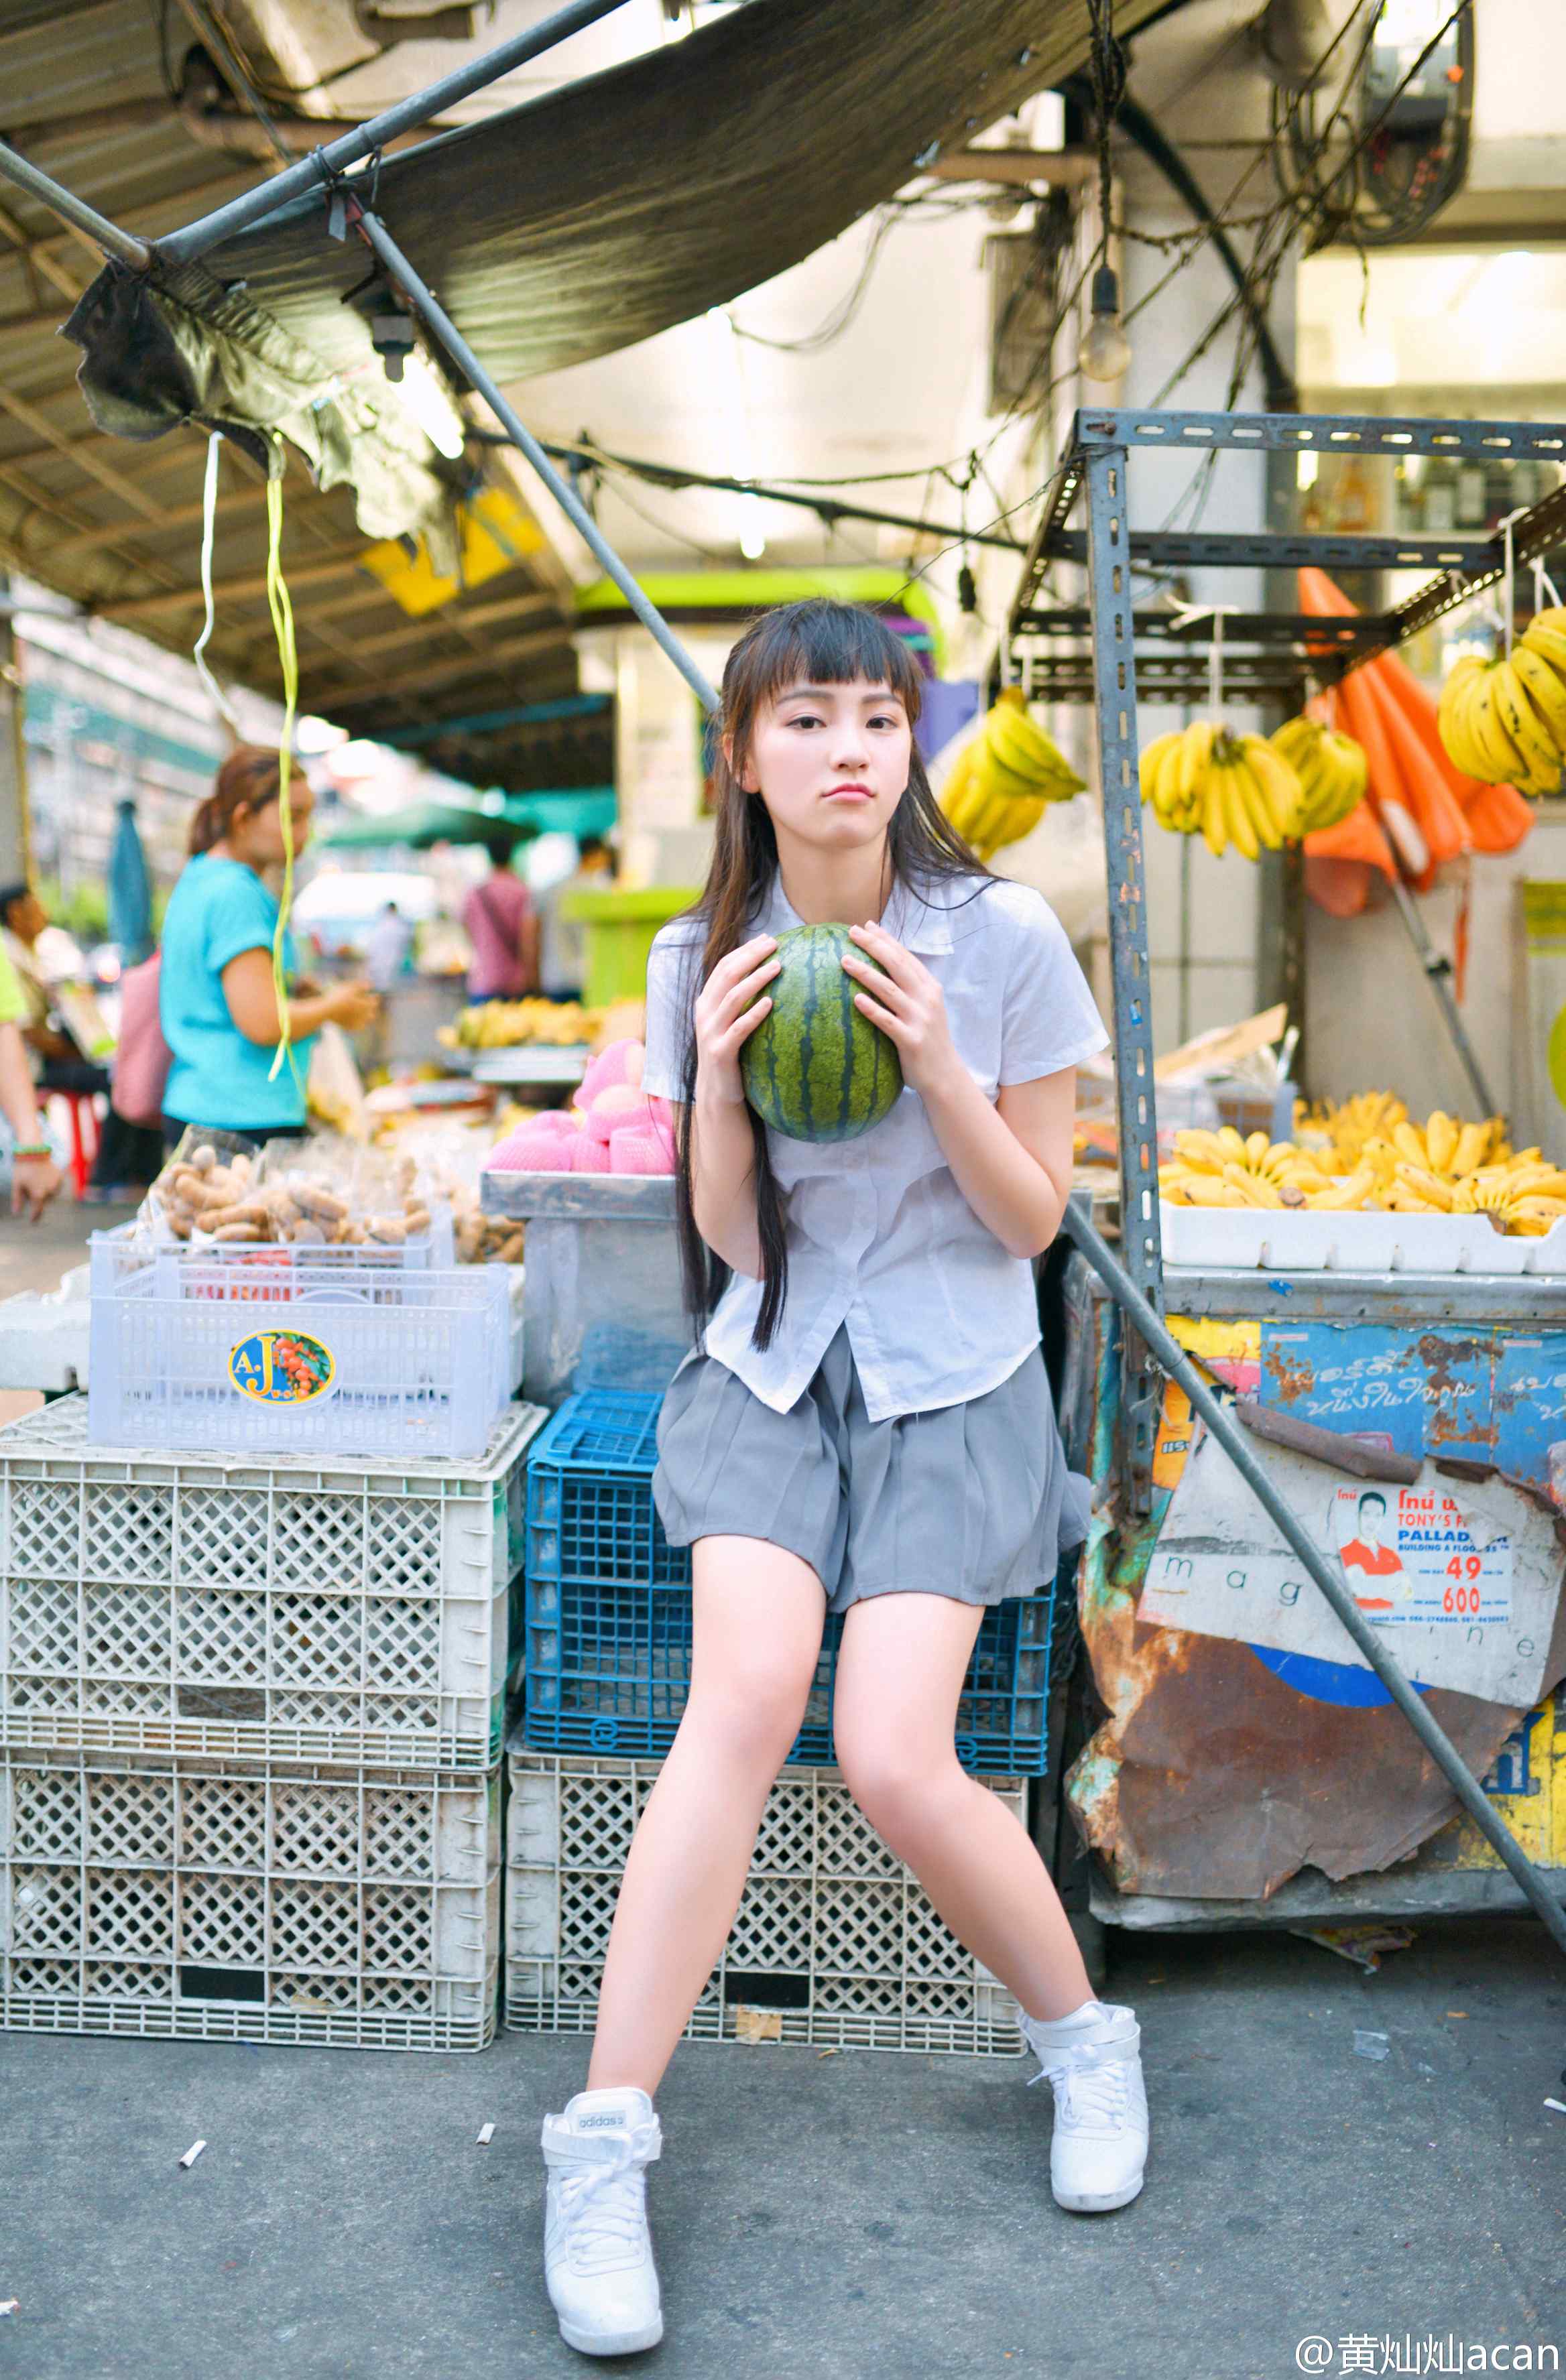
left=1508, top=642, right=1566, bottom=748
left=1451, top=1121, right=1489, bottom=1176
left=1425, top=1111, right=1457, bottom=1174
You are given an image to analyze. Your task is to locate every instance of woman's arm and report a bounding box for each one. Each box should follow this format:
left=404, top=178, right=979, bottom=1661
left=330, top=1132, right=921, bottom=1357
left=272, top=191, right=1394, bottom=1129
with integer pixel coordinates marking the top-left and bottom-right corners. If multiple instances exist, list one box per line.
left=0, top=1019, right=62, bottom=1217
left=221, top=948, right=379, bottom=1046
left=841, top=918, right=1073, bottom=1261
left=688, top=1088, right=765, bottom=1279
left=682, top=932, right=782, bottom=1281
left=920, top=1064, right=1074, bottom=1261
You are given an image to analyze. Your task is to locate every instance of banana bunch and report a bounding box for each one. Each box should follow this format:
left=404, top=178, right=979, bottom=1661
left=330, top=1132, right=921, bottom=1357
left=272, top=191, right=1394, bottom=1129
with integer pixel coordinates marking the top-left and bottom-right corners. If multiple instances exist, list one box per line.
left=1268, top=716, right=1369, bottom=832
left=453, top=997, right=601, bottom=1050
left=940, top=689, right=1085, bottom=859
left=1138, top=723, right=1308, bottom=860
left=1168, top=1109, right=1564, bottom=1235
left=1160, top=1127, right=1376, bottom=1210
left=1437, top=612, right=1566, bottom=795
left=1294, top=1090, right=1408, bottom=1171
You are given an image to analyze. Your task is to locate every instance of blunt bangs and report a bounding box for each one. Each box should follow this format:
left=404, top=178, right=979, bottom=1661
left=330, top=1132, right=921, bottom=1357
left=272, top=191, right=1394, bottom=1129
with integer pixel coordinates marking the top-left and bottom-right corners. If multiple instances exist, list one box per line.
left=727, top=599, right=924, bottom=725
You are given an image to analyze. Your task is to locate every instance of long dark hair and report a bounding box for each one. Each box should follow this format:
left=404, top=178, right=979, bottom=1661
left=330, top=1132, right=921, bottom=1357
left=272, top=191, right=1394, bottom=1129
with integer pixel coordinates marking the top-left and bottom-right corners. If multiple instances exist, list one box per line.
left=670, top=599, right=998, bottom=1353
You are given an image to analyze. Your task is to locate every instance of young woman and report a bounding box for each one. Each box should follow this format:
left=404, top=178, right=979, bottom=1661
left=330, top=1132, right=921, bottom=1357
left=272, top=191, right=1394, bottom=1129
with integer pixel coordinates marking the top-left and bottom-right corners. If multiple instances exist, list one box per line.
left=539, top=601, right=1148, bottom=2360
left=160, top=747, right=378, bottom=1146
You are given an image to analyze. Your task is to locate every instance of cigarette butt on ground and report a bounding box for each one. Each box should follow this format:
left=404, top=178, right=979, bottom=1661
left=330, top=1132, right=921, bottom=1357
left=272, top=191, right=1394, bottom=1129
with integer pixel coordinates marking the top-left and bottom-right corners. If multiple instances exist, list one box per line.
left=476, top=2123, right=495, bottom=2146
left=179, top=2141, right=206, bottom=2170
left=1545, top=2098, right=1566, bottom=2115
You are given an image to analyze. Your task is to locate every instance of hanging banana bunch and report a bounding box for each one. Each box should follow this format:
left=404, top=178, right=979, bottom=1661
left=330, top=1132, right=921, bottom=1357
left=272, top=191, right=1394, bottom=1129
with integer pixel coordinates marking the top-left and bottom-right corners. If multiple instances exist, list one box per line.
left=939, top=688, right=1086, bottom=861
left=1437, top=609, right=1566, bottom=796
left=1138, top=721, right=1309, bottom=859
left=1268, top=716, right=1369, bottom=831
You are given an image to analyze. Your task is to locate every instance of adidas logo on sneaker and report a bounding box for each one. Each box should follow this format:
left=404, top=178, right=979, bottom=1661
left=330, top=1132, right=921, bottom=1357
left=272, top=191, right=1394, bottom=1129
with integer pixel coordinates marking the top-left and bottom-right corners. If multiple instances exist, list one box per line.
left=576, top=2112, right=627, bottom=2129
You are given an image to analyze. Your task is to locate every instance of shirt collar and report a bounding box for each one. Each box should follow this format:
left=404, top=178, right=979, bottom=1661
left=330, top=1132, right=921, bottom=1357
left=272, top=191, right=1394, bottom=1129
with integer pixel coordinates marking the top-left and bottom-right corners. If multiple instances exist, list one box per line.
left=756, top=869, right=955, bottom=956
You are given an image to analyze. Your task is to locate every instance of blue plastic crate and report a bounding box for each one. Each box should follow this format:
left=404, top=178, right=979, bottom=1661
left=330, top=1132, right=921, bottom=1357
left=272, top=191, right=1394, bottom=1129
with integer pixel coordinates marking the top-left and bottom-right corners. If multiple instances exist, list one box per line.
left=523, top=1389, right=1077, bottom=1774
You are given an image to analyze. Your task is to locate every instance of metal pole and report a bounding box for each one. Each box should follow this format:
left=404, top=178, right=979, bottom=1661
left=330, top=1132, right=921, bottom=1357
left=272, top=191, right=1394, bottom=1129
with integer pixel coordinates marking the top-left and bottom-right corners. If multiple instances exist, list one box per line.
left=1063, top=1202, right=1566, bottom=1960
left=1083, top=435, right=1162, bottom=1510
left=355, top=206, right=719, bottom=713
left=0, top=139, right=149, bottom=269
left=156, top=0, right=633, bottom=269
left=1388, top=873, right=1499, bottom=1118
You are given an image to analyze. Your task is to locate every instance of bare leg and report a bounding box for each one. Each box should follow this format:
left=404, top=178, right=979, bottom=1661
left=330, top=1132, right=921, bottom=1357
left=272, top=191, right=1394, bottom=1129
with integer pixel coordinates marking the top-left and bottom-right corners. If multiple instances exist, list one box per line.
left=831, top=1592, right=1094, bottom=2022
left=586, top=1536, right=827, bottom=2095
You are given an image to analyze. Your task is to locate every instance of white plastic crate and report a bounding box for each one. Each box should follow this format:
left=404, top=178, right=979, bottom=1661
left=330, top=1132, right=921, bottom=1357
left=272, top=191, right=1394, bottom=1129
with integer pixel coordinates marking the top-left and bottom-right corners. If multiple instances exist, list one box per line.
left=1161, top=1198, right=1566, bottom=1275
left=503, top=1747, right=1027, bottom=2056
left=88, top=1235, right=512, bottom=1460
left=0, top=1749, right=501, bottom=2051
left=0, top=1395, right=544, bottom=1769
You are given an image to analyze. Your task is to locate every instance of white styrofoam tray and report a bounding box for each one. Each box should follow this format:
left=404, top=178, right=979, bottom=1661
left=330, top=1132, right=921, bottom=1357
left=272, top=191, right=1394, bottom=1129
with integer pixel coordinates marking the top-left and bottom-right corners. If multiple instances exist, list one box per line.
left=1160, top=1199, right=1566, bottom=1275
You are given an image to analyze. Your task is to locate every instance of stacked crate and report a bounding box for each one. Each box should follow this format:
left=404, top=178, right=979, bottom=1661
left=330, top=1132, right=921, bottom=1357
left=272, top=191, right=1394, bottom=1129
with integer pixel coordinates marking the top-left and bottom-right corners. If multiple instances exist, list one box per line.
left=505, top=1386, right=1079, bottom=2053
left=0, top=1392, right=545, bottom=2051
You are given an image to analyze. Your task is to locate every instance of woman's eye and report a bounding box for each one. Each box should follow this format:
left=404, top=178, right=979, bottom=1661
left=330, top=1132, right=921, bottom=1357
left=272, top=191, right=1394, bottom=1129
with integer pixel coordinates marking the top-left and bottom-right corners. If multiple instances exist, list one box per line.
left=788, top=714, right=823, bottom=730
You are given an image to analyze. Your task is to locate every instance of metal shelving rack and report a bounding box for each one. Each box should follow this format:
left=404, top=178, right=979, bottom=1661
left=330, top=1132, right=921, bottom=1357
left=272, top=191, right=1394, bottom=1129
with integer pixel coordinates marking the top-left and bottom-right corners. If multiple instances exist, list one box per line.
left=1005, top=406, right=1566, bottom=1503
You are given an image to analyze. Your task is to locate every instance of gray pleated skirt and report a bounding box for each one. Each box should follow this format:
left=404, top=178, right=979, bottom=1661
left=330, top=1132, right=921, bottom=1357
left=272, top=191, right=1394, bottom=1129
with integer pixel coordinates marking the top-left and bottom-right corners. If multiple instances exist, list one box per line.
left=652, top=1321, right=1090, bottom=1617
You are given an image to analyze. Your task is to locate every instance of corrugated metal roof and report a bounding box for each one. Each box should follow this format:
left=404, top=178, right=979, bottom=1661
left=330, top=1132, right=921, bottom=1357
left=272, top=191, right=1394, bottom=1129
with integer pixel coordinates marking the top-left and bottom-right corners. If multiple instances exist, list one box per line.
left=0, top=1, right=583, bottom=790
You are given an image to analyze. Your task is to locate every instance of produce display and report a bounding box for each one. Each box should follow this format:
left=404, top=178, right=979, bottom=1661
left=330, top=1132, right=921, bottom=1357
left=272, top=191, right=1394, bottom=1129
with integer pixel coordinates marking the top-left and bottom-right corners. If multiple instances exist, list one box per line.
left=1161, top=1105, right=1565, bottom=1236
left=442, top=997, right=639, bottom=1052
left=1437, top=611, right=1566, bottom=796
left=938, top=688, right=1085, bottom=859
left=740, top=922, right=902, bottom=1144
left=1138, top=721, right=1309, bottom=858
left=149, top=1139, right=434, bottom=1248
left=487, top=1039, right=677, bottom=1175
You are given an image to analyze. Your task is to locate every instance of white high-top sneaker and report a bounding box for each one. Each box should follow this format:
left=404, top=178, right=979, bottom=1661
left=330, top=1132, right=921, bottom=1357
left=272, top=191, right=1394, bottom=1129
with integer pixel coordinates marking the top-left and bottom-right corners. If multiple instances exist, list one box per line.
left=541, top=2085, right=664, bottom=2357
left=1020, top=1999, right=1149, bottom=2213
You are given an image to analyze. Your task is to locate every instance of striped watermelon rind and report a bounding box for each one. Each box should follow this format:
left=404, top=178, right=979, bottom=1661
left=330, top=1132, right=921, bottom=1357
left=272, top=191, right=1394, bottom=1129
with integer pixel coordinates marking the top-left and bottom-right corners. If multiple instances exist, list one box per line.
left=740, top=922, right=903, bottom=1143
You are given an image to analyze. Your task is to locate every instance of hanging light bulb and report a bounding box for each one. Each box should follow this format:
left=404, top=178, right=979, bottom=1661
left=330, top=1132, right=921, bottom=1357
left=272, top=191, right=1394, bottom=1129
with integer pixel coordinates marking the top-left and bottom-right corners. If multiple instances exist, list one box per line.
left=1078, top=264, right=1132, bottom=384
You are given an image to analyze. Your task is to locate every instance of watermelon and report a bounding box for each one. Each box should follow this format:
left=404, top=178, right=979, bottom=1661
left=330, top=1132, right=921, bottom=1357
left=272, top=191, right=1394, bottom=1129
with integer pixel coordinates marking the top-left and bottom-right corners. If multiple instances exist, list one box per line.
left=741, top=922, right=902, bottom=1143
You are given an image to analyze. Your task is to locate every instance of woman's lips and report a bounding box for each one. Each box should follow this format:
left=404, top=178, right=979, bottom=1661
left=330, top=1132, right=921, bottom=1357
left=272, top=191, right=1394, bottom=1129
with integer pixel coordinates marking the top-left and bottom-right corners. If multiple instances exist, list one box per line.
left=823, top=786, right=873, bottom=802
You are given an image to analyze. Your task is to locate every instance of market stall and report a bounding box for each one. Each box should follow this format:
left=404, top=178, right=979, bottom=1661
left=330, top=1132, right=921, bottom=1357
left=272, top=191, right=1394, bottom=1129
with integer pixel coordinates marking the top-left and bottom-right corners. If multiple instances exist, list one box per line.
left=1012, top=405, right=1566, bottom=1966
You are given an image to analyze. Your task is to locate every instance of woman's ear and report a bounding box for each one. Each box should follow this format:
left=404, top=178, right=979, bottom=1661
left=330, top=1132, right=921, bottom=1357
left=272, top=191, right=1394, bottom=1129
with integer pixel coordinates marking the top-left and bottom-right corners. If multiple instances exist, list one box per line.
left=721, top=731, right=760, bottom=795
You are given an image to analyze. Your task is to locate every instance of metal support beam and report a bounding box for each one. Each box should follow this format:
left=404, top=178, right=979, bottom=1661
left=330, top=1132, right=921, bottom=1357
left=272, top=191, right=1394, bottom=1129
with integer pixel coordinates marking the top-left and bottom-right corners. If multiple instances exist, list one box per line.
left=1063, top=1202, right=1566, bottom=1964
left=1083, top=439, right=1162, bottom=1513
left=1388, top=873, right=1499, bottom=1119
left=0, top=138, right=149, bottom=269
left=156, top=0, right=634, bottom=268
left=353, top=205, right=719, bottom=713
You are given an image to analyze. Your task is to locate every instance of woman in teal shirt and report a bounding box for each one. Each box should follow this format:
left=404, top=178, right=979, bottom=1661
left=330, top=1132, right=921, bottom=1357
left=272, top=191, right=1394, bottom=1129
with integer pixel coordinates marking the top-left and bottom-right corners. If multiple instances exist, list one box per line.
left=160, top=747, right=377, bottom=1142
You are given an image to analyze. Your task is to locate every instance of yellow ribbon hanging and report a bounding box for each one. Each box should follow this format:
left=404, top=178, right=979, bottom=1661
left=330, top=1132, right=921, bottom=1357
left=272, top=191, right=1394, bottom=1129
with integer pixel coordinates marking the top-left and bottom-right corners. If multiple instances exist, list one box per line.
left=263, top=440, right=302, bottom=1087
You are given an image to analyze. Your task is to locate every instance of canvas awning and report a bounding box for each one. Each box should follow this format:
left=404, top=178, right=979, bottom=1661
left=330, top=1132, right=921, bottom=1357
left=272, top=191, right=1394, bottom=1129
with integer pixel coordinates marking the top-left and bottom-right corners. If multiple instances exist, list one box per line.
left=62, top=0, right=1160, bottom=554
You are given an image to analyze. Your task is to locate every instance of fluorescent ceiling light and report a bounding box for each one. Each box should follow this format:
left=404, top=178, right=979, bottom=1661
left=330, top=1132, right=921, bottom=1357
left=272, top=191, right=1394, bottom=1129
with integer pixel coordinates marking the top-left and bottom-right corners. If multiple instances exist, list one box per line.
left=397, top=351, right=467, bottom=460
left=705, top=306, right=768, bottom=561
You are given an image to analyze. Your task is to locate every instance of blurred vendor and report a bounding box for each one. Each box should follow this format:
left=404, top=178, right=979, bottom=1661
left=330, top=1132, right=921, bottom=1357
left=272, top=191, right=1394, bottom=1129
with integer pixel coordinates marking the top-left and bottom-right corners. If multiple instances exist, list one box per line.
left=538, top=834, right=612, bottom=1001
left=0, top=878, right=160, bottom=1194
left=462, top=836, right=539, bottom=1003
left=160, top=746, right=379, bottom=1146
left=0, top=942, right=61, bottom=1218
left=364, top=899, right=415, bottom=992
left=0, top=881, right=99, bottom=1092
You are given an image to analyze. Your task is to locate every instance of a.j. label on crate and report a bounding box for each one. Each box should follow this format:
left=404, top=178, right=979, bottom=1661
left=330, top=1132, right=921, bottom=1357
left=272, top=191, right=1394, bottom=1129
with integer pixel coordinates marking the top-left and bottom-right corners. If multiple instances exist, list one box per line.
left=1137, top=1428, right=1561, bottom=1708
left=227, top=1328, right=338, bottom=1407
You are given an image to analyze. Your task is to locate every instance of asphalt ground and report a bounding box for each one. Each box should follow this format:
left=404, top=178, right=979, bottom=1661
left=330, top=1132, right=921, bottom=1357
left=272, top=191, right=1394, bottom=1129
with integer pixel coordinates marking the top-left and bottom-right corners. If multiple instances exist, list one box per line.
left=1, top=1914, right=1562, bottom=2380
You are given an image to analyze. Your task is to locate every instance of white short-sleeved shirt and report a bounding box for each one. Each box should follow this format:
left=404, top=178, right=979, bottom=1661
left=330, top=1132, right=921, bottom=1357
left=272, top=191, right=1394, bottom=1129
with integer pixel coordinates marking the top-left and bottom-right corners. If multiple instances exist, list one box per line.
left=641, top=867, right=1109, bottom=1424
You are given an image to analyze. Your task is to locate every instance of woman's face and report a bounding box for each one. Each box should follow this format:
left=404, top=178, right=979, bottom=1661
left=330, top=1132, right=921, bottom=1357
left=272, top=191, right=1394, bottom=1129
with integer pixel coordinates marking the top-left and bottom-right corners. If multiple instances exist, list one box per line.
left=235, top=775, right=313, bottom=869
left=737, top=676, right=912, bottom=856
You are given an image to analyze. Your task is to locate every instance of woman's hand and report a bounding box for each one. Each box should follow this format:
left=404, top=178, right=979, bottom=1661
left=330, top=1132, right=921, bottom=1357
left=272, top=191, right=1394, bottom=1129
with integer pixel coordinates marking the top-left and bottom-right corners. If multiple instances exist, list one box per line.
left=324, top=981, right=380, bottom=1034
left=841, top=921, right=960, bottom=1099
left=11, top=1149, right=62, bottom=1220
left=693, top=934, right=779, bottom=1106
